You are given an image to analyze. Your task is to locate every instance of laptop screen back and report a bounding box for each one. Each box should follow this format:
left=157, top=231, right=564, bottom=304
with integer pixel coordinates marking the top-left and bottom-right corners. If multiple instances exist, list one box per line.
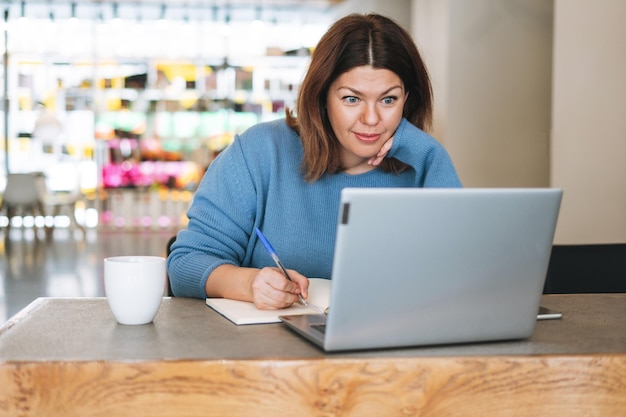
left=320, top=187, right=562, bottom=351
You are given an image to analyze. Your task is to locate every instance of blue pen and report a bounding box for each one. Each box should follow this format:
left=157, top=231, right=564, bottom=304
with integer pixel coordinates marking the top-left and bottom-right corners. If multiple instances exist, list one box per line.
left=254, top=227, right=308, bottom=307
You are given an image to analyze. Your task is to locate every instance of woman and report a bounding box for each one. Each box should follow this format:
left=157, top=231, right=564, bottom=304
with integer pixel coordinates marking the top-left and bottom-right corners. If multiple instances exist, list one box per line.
left=167, top=13, right=462, bottom=308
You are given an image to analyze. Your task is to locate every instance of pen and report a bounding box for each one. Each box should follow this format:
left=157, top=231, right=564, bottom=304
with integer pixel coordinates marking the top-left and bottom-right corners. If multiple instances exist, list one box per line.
left=254, top=227, right=308, bottom=307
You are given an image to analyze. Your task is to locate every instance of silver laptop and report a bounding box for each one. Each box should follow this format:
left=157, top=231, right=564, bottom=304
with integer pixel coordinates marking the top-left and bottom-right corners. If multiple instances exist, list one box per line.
left=280, top=187, right=563, bottom=351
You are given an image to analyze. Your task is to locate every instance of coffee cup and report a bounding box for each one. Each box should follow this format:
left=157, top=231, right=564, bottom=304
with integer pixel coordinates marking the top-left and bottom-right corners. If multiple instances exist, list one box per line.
left=104, top=256, right=166, bottom=325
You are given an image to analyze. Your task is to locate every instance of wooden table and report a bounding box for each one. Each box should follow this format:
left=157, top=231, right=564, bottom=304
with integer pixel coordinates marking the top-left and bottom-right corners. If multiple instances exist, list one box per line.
left=1, top=294, right=625, bottom=416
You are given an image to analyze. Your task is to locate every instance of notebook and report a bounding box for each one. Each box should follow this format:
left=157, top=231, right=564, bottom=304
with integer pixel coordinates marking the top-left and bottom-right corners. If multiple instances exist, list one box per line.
left=280, top=187, right=563, bottom=352
left=206, top=278, right=331, bottom=325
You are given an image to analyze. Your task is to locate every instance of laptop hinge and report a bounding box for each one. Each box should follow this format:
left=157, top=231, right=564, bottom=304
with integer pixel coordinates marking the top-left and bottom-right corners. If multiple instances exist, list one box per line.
left=341, top=203, right=350, bottom=224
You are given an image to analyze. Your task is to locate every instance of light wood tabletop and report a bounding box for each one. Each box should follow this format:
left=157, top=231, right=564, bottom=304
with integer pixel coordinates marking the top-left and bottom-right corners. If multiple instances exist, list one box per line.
left=1, top=294, right=625, bottom=416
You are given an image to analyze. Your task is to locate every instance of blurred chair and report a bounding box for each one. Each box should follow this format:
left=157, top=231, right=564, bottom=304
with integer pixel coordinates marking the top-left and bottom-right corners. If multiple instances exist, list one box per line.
left=1, top=172, right=85, bottom=237
left=0, top=173, right=48, bottom=233
left=543, top=243, right=626, bottom=293
left=41, top=186, right=86, bottom=235
left=41, top=161, right=86, bottom=235
left=166, top=235, right=176, bottom=296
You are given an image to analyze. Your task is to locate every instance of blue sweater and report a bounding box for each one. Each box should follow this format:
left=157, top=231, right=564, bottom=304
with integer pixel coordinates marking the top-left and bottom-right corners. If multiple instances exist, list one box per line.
left=167, top=118, right=462, bottom=298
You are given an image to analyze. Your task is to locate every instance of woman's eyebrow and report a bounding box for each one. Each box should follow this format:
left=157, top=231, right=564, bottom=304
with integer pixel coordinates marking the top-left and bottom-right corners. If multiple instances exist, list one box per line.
left=336, top=85, right=404, bottom=96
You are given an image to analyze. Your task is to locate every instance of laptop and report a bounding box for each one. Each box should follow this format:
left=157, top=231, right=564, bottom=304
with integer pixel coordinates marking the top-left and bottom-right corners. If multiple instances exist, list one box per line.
left=280, top=187, right=563, bottom=351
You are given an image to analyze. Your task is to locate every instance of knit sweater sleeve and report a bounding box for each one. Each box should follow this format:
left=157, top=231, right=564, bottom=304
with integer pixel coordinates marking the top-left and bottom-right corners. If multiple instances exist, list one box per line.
left=167, top=134, right=259, bottom=299
left=389, top=119, right=462, bottom=187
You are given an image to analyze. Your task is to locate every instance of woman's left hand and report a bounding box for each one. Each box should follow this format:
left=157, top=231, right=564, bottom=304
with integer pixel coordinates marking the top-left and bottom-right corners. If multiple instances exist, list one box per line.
left=368, top=136, right=394, bottom=166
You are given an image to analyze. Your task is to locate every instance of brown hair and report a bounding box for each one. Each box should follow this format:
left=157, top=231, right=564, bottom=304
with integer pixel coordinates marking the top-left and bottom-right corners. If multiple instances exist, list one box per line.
left=286, top=13, right=434, bottom=182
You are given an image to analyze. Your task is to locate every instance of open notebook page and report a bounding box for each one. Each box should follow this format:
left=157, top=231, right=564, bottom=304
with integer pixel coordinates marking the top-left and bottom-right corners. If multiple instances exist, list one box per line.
left=205, top=278, right=330, bottom=325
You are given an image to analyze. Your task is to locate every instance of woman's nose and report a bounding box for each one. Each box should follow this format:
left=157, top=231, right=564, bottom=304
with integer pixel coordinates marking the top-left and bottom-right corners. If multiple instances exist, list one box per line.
left=360, top=103, right=380, bottom=125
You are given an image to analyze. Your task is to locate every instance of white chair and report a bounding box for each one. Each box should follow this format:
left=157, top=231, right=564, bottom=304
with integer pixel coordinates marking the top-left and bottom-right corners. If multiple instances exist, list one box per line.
left=41, top=162, right=86, bottom=234
left=41, top=188, right=86, bottom=234
left=0, top=173, right=48, bottom=232
left=1, top=172, right=85, bottom=235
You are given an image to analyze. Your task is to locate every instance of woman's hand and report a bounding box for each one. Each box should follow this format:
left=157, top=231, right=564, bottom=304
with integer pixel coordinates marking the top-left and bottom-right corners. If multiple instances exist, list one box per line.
left=368, top=136, right=394, bottom=166
left=206, top=264, right=309, bottom=309
left=251, top=267, right=309, bottom=310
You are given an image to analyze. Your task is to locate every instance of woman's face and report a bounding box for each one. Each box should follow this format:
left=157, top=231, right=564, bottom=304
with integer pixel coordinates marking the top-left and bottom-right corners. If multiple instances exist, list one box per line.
left=326, top=65, right=407, bottom=175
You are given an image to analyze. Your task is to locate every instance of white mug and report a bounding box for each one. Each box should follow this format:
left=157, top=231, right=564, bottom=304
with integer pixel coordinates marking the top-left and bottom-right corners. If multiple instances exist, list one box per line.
left=104, top=256, right=166, bottom=325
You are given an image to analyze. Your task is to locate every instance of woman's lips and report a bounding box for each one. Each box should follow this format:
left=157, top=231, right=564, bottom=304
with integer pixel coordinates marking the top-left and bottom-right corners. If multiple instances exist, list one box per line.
left=354, top=132, right=381, bottom=143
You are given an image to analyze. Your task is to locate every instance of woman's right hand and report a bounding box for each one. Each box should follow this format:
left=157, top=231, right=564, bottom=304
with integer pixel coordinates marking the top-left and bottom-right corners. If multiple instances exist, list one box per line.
left=205, top=264, right=309, bottom=310
left=250, top=267, right=309, bottom=310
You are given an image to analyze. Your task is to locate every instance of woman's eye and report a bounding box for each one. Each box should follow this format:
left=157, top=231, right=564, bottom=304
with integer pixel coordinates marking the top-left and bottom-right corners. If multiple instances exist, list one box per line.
left=343, top=96, right=359, bottom=104
left=382, top=96, right=397, bottom=105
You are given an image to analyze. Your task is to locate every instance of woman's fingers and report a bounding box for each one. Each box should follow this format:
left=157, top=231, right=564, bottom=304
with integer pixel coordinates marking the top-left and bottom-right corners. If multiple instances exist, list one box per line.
left=251, top=267, right=308, bottom=309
